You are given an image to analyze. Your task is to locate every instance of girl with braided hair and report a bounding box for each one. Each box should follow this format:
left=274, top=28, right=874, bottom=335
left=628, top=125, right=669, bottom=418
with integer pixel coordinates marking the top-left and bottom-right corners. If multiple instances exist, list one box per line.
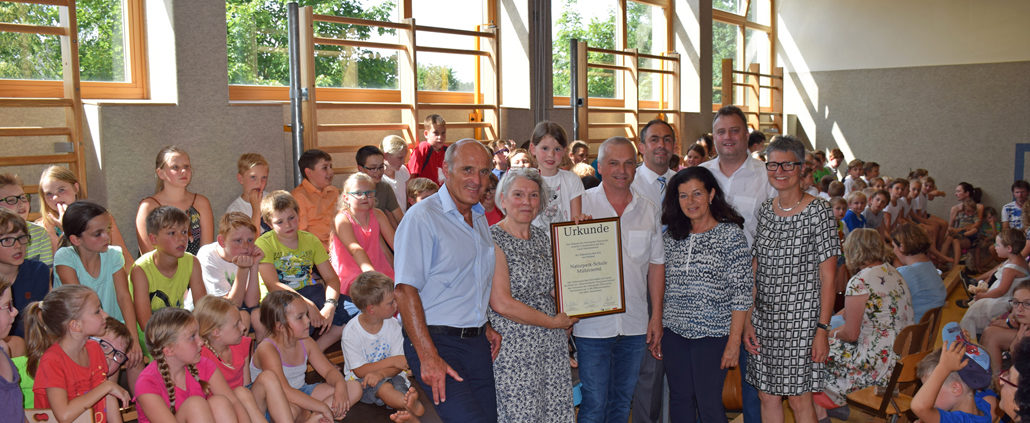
left=27, top=284, right=130, bottom=422
left=134, top=307, right=247, bottom=422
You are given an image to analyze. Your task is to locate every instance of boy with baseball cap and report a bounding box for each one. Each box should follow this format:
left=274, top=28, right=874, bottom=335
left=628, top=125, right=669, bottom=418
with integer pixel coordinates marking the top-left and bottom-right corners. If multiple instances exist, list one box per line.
left=912, top=322, right=998, bottom=423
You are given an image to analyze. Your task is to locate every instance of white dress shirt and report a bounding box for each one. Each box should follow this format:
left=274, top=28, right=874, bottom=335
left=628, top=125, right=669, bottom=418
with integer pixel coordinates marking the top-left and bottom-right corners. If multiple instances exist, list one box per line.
left=573, top=185, right=664, bottom=338
left=701, top=156, right=776, bottom=247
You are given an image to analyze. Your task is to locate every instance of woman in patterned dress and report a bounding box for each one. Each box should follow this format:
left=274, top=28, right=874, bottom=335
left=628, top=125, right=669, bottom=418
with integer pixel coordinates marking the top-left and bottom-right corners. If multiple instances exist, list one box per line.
left=744, top=135, right=840, bottom=423
left=820, top=228, right=913, bottom=416
left=488, top=167, right=576, bottom=422
left=660, top=166, right=753, bottom=422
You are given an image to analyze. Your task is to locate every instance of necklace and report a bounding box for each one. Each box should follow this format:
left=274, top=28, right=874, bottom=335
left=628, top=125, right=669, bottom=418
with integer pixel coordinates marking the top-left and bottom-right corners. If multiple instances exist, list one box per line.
left=776, top=195, right=804, bottom=212
left=204, top=340, right=234, bottom=370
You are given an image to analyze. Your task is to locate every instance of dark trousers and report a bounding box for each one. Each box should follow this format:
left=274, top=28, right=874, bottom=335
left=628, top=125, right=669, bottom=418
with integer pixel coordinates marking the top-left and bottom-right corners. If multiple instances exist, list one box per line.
left=631, top=350, right=665, bottom=423
left=661, top=330, right=728, bottom=423
left=403, top=331, right=497, bottom=423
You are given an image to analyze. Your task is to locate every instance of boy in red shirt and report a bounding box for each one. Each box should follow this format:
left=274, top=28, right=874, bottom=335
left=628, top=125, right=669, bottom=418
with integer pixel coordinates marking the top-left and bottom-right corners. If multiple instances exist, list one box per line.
left=406, top=115, right=448, bottom=185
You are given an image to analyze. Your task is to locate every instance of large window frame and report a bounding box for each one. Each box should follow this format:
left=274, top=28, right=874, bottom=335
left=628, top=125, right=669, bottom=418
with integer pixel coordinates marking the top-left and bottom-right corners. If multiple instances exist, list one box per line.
left=551, top=0, right=673, bottom=110
left=0, top=0, right=149, bottom=99
left=228, top=0, right=496, bottom=103
left=712, top=0, right=775, bottom=111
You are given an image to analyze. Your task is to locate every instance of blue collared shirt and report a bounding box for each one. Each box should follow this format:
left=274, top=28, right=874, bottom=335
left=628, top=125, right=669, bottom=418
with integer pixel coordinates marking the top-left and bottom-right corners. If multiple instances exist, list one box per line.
left=394, top=184, right=495, bottom=327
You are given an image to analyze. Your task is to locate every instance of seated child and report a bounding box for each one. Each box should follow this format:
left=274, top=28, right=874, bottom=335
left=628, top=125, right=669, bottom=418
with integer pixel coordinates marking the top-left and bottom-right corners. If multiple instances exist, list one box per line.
left=130, top=206, right=207, bottom=329
left=135, top=307, right=247, bottom=422
left=817, top=175, right=834, bottom=201
left=135, top=146, right=215, bottom=256
left=291, top=149, right=339, bottom=248
left=406, top=178, right=439, bottom=207
left=257, top=191, right=353, bottom=351
left=863, top=189, right=890, bottom=242
left=226, top=153, right=270, bottom=233
left=827, top=181, right=845, bottom=199
left=331, top=174, right=395, bottom=296
left=341, top=272, right=424, bottom=417
left=507, top=148, right=536, bottom=169
left=491, top=139, right=514, bottom=179
left=382, top=135, right=411, bottom=213
left=28, top=285, right=129, bottom=423
left=0, top=208, right=49, bottom=338
left=252, top=290, right=361, bottom=421
left=356, top=145, right=405, bottom=227
left=406, top=114, right=448, bottom=185
left=842, top=191, right=867, bottom=233
left=193, top=212, right=265, bottom=337
left=830, top=197, right=847, bottom=243
left=0, top=173, right=52, bottom=265
left=842, top=159, right=864, bottom=196
left=884, top=178, right=911, bottom=231
left=97, top=317, right=132, bottom=384
left=196, top=295, right=292, bottom=422
left=912, top=322, right=997, bottom=423
left=0, top=278, right=21, bottom=421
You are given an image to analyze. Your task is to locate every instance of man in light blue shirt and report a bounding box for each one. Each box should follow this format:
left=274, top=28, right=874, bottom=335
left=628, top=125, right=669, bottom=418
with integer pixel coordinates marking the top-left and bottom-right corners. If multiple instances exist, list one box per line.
left=394, top=139, right=501, bottom=423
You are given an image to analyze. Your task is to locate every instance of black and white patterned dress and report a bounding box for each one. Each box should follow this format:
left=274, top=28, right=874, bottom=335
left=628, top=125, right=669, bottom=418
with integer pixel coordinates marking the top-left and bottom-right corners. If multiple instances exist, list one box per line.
left=489, top=225, right=575, bottom=422
left=745, top=198, right=840, bottom=396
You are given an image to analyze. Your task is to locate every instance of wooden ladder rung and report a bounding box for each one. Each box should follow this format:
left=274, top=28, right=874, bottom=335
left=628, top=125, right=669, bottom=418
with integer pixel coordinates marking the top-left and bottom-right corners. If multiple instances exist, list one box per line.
left=317, top=123, right=408, bottom=132
left=587, top=107, right=635, bottom=113
left=417, top=103, right=497, bottom=110
left=0, top=22, right=68, bottom=36
left=0, top=126, right=71, bottom=136
left=587, top=122, right=633, bottom=128
left=317, top=102, right=413, bottom=110
left=446, top=122, right=491, bottom=129
left=0, top=98, right=74, bottom=108
left=0, top=153, right=75, bottom=166
left=639, top=108, right=677, bottom=114
left=7, top=0, right=70, bottom=6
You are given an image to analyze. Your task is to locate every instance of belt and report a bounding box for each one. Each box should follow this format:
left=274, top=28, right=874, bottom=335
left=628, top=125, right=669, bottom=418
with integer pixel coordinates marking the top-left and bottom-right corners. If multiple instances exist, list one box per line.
left=426, top=325, right=486, bottom=338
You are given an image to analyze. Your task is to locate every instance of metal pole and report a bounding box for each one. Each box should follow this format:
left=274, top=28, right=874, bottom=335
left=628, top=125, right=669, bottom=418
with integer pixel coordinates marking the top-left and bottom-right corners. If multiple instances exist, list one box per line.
left=570, top=38, right=579, bottom=140
left=287, top=2, right=304, bottom=187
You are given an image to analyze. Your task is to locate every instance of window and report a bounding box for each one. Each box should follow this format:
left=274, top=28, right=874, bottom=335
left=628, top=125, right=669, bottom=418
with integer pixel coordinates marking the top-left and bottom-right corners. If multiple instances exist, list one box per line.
left=551, top=0, right=618, bottom=99
left=412, top=0, right=484, bottom=92
left=0, top=0, right=148, bottom=99
left=712, top=0, right=773, bottom=107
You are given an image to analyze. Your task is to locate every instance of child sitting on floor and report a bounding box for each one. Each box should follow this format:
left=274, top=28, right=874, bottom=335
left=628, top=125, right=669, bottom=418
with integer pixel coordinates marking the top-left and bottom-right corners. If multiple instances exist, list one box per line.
left=226, top=153, right=270, bottom=233
left=135, top=146, right=215, bottom=256
left=0, top=208, right=49, bottom=339
left=842, top=191, right=867, bottom=233
left=331, top=173, right=395, bottom=297
left=406, top=178, right=439, bottom=207
left=130, top=206, right=207, bottom=329
left=0, top=173, right=52, bottom=266
left=193, top=212, right=265, bottom=337
left=341, top=271, right=424, bottom=417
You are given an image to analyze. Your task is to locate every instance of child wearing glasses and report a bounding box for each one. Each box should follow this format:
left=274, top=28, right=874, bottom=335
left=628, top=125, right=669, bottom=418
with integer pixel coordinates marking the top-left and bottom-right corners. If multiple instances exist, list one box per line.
left=981, top=280, right=1030, bottom=376
left=330, top=173, right=394, bottom=299
left=0, top=208, right=50, bottom=339
left=257, top=191, right=352, bottom=352
left=356, top=145, right=404, bottom=228
left=961, top=228, right=1030, bottom=337
left=0, top=173, right=52, bottom=266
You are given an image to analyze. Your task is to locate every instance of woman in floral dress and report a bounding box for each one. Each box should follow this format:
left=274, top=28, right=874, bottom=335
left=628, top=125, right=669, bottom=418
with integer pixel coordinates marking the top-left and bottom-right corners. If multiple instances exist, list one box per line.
left=823, top=228, right=914, bottom=409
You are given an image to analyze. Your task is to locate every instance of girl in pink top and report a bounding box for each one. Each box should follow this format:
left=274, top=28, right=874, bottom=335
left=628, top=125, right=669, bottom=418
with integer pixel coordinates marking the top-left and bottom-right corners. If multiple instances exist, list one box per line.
left=134, top=307, right=248, bottom=422
left=195, top=296, right=292, bottom=422
left=330, top=173, right=395, bottom=295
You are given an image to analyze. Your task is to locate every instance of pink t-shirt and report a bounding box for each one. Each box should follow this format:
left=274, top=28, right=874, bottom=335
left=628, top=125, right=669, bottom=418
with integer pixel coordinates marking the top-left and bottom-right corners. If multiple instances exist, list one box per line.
left=34, top=341, right=108, bottom=423
left=201, top=336, right=252, bottom=389
left=329, top=211, right=395, bottom=295
left=134, top=356, right=217, bottom=423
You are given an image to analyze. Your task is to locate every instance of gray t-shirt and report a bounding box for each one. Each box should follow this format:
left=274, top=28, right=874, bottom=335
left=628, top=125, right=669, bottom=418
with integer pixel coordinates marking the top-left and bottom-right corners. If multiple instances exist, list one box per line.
left=862, top=207, right=884, bottom=229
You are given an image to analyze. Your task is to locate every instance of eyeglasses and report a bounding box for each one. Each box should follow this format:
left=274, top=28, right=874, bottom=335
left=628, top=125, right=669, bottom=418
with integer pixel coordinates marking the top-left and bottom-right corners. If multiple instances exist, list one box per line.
left=347, top=191, right=376, bottom=199
left=0, top=234, right=29, bottom=247
left=765, top=161, right=803, bottom=171
left=494, top=148, right=509, bottom=156
left=0, top=194, right=29, bottom=205
left=999, top=369, right=1018, bottom=388
left=90, top=337, right=128, bottom=367
left=362, top=165, right=386, bottom=172
left=1010, top=299, right=1030, bottom=309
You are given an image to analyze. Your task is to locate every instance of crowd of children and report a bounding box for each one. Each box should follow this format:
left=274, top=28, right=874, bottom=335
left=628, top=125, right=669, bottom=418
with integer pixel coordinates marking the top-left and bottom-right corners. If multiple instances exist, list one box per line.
left=0, top=111, right=1026, bottom=423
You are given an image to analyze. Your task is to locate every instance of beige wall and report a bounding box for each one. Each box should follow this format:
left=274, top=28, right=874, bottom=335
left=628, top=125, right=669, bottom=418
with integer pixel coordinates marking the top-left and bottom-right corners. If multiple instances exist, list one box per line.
left=777, top=0, right=1030, bottom=217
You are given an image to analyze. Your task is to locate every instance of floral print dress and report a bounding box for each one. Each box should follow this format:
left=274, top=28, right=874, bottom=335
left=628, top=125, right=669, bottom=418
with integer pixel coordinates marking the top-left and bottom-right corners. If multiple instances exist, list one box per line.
left=824, top=263, right=914, bottom=405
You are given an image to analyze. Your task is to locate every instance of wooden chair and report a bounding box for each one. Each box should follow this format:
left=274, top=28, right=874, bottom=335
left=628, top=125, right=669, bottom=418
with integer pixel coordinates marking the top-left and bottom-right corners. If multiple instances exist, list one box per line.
left=893, top=321, right=931, bottom=356
left=943, top=265, right=966, bottom=297
left=846, top=350, right=930, bottom=423
left=919, top=306, right=944, bottom=351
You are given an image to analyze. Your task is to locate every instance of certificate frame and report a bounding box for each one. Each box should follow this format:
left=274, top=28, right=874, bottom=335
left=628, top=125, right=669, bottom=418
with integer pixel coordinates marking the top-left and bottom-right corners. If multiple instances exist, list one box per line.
left=550, top=217, right=625, bottom=318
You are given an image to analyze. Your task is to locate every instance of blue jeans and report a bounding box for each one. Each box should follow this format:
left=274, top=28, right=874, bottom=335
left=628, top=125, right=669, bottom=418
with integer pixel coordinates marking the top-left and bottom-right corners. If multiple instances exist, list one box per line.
left=403, top=331, right=497, bottom=423
left=575, top=335, right=647, bottom=423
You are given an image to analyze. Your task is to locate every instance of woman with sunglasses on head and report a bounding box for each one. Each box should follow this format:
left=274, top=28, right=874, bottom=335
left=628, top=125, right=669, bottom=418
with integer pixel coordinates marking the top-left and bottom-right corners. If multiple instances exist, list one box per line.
left=744, top=135, right=840, bottom=423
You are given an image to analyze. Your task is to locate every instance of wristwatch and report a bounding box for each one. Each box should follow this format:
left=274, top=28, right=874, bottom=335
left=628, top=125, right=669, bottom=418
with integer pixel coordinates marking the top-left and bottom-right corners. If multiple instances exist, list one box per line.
left=816, top=322, right=830, bottom=331
left=325, top=298, right=339, bottom=307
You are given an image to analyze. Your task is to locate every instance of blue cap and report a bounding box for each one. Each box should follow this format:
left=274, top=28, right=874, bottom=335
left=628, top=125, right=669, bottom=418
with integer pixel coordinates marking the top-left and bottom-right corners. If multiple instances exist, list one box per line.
left=941, top=322, right=991, bottom=390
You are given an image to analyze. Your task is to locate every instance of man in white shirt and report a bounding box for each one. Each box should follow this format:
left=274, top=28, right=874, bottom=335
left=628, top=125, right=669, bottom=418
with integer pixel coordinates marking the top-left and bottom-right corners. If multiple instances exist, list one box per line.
left=630, top=119, right=676, bottom=423
left=700, top=106, right=774, bottom=423
left=575, top=137, right=665, bottom=423
left=1002, top=180, right=1029, bottom=231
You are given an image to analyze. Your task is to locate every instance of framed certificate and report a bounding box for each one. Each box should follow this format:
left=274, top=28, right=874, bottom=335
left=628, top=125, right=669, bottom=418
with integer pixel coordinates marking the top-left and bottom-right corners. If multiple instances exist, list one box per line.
left=550, top=217, right=625, bottom=318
